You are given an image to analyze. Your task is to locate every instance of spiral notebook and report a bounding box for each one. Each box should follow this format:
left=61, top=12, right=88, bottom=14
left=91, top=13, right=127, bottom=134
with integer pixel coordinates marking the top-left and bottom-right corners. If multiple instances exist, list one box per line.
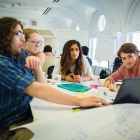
left=57, top=83, right=91, bottom=92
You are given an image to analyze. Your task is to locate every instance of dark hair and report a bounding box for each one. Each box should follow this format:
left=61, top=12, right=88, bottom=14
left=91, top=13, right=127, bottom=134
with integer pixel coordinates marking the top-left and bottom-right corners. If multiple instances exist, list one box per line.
left=43, top=45, right=52, bottom=52
left=60, top=40, right=84, bottom=75
left=0, top=17, right=23, bottom=57
left=117, top=43, right=139, bottom=57
left=81, top=46, right=89, bottom=56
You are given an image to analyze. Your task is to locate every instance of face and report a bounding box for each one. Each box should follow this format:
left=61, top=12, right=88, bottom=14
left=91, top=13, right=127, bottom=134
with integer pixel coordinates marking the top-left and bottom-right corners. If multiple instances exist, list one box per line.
left=24, top=32, right=42, bottom=55
left=70, top=44, right=80, bottom=61
left=11, top=24, right=25, bottom=55
left=120, top=52, right=139, bottom=69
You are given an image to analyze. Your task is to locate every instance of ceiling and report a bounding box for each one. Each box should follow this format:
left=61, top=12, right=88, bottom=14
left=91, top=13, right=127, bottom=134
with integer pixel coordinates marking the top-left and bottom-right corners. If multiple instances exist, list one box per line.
left=0, top=0, right=97, bottom=30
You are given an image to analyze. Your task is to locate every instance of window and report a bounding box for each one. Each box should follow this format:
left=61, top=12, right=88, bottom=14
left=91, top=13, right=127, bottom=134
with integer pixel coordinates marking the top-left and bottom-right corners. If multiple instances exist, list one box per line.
left=98, top=15, right=106, bottom=31
left=132, top=32, right=140, bottom=50
left=76, top=25, right=80, bottom=31
left=89, top=37, right=108, bottom=68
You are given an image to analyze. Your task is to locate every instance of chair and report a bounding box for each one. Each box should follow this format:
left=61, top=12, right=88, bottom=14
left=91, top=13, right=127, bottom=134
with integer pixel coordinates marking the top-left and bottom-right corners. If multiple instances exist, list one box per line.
left=47, top=66, right=55, bottom=79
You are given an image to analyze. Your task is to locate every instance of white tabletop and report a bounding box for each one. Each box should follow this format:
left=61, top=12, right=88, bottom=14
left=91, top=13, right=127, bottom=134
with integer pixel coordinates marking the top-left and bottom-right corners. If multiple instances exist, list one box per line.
left=30, top=80, right=117, bottom=121
left=12, top=80, right=140, bottom=140
left=16, top=103, right=140, bottom=140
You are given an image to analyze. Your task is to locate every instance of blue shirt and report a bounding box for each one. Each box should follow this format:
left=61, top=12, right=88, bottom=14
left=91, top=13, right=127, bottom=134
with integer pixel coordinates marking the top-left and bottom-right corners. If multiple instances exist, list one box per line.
left=0, top=55, right=35, bottom=128
left=20, top=49, right=34, bottom=75
left=86, top=57, right=92, bottom=66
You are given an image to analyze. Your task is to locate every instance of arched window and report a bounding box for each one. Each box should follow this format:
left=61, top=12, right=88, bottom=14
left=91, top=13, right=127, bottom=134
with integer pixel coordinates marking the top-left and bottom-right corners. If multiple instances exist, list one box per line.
left=98, top=15, right=106, bottom=31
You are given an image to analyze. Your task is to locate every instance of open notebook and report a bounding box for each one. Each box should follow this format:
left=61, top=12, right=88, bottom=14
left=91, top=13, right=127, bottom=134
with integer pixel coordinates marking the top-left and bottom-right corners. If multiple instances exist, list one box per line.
left=57, top=83, right=91, bottom=92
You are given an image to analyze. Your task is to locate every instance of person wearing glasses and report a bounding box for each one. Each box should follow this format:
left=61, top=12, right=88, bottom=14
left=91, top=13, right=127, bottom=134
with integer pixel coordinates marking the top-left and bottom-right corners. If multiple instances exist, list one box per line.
left=20, top=28, right=45, bottom=76
left=0, top=17, right=108, bottom=139
left=104, top=43, right=140, bottom=91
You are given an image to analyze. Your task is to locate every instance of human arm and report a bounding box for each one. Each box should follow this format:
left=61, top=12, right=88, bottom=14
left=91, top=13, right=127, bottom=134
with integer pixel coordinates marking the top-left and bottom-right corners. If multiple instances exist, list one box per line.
left=24, top=82, right=108, bottom=107
left=25, top=56, right=46, bottom=83
left=104, top=66, right=125, bottom=88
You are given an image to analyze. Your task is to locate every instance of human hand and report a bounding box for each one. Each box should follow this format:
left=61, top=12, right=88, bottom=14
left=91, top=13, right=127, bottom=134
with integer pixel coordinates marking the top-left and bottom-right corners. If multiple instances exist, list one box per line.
left=65, top=73, right=75, bottom=82
left=79, top=96, right=108, bottom=107
left=25, top=56, right=41, bottom=69
left=36, top=52, right=45, bottom=66
left=108, top=84, right=120, bottom=92
left=73, top=75, right=82, bottom=83
left=103, top=79, right=112, bottom=88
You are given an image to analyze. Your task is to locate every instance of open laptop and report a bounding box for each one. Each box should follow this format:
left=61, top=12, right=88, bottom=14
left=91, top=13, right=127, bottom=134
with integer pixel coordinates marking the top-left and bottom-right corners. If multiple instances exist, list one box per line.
left=113, top=77, right=140, bottom=104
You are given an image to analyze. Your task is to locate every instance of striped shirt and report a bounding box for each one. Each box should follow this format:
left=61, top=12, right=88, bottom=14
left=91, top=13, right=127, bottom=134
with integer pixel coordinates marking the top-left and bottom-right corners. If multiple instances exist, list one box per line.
left=0, top=55, right=35, bottom=128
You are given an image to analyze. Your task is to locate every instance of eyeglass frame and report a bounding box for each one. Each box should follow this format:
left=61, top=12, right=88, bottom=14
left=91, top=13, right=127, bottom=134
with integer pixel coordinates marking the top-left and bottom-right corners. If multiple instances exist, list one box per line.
left=26, top=40, right=43, bottom=46
left=14, top=31, right=25, bottom=38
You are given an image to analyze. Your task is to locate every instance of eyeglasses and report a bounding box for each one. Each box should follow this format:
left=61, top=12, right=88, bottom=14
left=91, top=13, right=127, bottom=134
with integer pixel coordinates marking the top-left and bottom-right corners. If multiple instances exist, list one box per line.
left=14, top=31, right=25, bottom=38
left=27, top=40, right=42, bottom=46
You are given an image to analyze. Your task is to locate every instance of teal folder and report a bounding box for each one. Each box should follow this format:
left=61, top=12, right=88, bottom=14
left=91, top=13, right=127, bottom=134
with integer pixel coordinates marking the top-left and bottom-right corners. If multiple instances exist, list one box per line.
left=57, top=83, right=91, bottom=92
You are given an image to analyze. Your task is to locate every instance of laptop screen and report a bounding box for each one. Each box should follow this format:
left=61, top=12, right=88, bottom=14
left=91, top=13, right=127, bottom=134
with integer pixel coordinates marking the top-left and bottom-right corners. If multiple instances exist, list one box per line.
left=113, top=77, right=140, bottom=104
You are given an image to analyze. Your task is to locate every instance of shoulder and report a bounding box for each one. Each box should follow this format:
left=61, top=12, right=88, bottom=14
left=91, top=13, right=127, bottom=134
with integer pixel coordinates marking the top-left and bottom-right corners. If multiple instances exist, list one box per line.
left=0, top=55, right=13, bottom=65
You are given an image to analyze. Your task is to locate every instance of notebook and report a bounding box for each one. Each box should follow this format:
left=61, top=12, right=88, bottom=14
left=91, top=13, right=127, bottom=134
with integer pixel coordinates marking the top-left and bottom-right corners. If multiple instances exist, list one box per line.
left=113, top=77, right=140, bottom=104
left=57, top=83, right=91, bottom=92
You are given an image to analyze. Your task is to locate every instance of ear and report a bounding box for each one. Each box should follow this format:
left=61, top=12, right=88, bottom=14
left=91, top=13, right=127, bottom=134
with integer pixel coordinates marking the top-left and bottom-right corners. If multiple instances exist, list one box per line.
left=135, top=51, right=139, bottom=57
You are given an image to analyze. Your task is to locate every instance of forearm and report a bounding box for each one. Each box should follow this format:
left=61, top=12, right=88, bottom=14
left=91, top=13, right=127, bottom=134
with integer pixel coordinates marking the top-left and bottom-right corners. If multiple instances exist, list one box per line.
left=81, top=75, right=92, bottom=82
left=24, top=82, right=81, bottom=106
left=33, top=67, right=46, bottom=83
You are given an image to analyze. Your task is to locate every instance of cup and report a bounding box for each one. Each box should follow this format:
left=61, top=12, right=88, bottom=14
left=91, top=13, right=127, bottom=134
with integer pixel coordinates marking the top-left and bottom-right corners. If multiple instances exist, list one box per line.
left=98, top=87, right=107, bottom=99
left=52, top=74, right=61, bottom=83
left=92, top=75, right=100, bottom=84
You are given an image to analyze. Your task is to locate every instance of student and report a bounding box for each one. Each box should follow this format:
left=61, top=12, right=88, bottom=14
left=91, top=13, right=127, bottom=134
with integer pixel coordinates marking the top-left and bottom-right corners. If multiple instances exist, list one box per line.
left=42, top=45, right=58, bottom=75
left=81, top=46, right=92, bottom=66
left=53, top=40, right=94, bottom=83
left=104, top=43, right=140, bottom=91
left=0, top=17, right=108, bottom=138
left=20, top=28, right=45, bottom=75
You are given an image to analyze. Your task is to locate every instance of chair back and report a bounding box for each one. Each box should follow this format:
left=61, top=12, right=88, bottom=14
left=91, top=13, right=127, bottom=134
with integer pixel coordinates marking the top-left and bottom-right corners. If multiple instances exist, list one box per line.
left=47, top=65, right=55, bottom=79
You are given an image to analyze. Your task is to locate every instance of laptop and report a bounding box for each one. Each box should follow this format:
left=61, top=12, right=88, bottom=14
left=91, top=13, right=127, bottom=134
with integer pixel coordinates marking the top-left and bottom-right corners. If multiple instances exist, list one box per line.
left=113, top=77, right=140, bottom=104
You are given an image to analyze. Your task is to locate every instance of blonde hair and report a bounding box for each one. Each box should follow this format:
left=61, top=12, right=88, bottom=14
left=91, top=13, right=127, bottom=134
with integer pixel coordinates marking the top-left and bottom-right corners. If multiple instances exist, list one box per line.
left=24, top=28, right=38, bottom=41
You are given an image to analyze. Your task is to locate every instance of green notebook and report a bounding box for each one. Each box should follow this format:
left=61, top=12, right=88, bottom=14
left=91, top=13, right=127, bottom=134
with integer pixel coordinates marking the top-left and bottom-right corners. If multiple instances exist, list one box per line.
left=57, top=83, right=91, bottom=92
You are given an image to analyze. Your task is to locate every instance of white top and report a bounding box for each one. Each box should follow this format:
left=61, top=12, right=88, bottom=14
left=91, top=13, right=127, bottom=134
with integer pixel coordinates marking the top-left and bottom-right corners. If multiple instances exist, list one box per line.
left=52, top=55, right=94, bottom=79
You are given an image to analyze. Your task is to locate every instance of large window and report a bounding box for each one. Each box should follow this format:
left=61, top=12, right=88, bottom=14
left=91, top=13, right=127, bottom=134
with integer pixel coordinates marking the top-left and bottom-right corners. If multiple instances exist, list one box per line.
left=98, top=15, right=106, bottom=31
left=89, top=37, right=108, bottom=68
left=132, top=32, right=140, bottom=50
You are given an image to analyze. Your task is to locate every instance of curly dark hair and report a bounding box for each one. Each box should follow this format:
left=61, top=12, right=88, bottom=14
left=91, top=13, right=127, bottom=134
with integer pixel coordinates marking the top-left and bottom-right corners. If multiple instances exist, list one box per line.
left=60, top=40, right=84, bottom=75
left=0, top=17, right=23, bottom=57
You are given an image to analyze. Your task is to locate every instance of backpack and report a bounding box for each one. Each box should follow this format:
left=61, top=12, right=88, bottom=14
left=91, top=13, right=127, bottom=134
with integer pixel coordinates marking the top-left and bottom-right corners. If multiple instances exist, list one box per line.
left=99, top=69, right=111, bottom=79
left=112, top=57, right=123, bottom=73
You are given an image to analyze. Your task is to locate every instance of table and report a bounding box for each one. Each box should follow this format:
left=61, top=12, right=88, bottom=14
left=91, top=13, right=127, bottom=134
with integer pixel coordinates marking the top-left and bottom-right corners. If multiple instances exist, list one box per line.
left=15, top=104, right=140, bottom=140
left=12, top=80, right=123, bottom=140
left=30, top=80, right=117, bottom=121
